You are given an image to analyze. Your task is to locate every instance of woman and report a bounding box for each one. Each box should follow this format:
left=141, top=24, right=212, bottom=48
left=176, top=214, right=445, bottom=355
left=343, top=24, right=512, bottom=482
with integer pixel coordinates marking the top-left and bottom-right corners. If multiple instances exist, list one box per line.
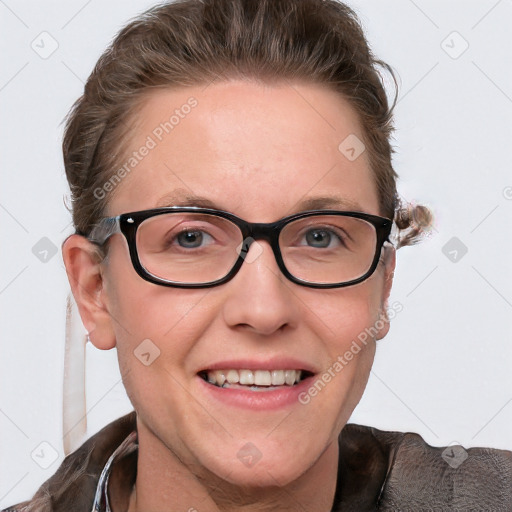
left=4, top=0, right=511, bottom=510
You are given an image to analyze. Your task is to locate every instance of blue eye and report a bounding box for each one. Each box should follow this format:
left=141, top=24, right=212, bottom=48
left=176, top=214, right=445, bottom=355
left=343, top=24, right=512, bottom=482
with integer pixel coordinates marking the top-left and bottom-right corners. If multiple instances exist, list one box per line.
left=306, top=229, right=331, bottom=248
left=304, top=229, right=342, bottom=248
left=176, top=230, right=212, bottom=248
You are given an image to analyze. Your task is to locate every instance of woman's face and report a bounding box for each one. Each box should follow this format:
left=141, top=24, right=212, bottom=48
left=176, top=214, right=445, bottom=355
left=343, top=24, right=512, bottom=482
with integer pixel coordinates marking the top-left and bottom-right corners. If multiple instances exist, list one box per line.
left=69, top=80, right=395, bottom=487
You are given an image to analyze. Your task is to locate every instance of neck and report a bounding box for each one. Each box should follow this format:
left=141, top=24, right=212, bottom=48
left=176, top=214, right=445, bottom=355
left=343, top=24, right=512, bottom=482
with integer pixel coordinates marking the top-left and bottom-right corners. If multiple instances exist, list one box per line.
left=129, top=419, right=340, bottom=512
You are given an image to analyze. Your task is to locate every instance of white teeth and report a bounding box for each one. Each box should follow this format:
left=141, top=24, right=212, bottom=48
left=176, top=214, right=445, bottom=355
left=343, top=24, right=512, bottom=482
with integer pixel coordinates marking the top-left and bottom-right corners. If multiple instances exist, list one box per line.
left=226, top=369, right=239, bottom=384
left=214, top=370, right=226, bottom=386
left=239, top=369, right=254, bottom=385
left=285, top=370, right=297, bottom=386
left=204, top=369, right=304, bottom=388
left=271, top=370, right=286, bottom=386
left=254, top=370, right=272, bottom=386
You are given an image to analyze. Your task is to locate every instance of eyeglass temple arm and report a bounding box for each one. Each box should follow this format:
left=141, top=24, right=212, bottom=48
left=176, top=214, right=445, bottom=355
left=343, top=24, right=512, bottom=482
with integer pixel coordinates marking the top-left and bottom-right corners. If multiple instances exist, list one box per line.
left=88, top=216, right=121, bottom=245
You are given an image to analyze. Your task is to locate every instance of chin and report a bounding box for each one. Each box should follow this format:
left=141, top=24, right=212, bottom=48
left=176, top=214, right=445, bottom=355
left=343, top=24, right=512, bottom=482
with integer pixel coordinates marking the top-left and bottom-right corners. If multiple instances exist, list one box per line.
left=213, top=454, right=310, bottom=489
left=197, top=433, right=327, bottom=489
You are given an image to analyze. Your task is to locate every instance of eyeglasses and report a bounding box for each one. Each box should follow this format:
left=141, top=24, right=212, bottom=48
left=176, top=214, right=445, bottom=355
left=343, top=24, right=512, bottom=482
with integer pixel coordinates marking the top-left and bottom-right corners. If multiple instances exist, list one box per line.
left=87, top=207, right=392, bottom=289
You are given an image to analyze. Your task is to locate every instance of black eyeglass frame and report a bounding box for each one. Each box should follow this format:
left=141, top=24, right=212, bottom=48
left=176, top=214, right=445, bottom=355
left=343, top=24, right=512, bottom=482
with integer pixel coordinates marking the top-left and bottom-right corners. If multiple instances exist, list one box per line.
left=87, top=206, right=393, bottom=289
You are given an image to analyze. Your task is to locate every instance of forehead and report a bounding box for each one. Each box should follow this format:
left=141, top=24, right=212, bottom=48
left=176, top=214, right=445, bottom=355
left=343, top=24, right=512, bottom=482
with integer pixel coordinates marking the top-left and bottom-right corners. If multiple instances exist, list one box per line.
left=107, top=80, right=380, bottom=219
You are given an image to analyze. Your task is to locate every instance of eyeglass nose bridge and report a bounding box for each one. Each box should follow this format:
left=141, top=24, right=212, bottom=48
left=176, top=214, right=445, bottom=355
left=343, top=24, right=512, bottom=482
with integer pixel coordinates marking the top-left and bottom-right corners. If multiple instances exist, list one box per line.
left=233, top=221, right=294, bottom=286
left=238, top=222, right=282, bottom=259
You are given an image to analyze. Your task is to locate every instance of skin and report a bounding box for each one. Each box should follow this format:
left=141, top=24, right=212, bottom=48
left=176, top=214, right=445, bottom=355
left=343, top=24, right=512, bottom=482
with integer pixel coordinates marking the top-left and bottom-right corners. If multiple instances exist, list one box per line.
left=62, top=79, right=396, bottom=512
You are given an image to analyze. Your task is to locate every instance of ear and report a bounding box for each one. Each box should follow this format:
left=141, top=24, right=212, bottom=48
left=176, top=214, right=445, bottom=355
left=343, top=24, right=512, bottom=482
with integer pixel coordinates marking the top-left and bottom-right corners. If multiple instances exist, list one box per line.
left=61, top=234, right=116, bottom=350
left=375, top=242, right=396, bottom=341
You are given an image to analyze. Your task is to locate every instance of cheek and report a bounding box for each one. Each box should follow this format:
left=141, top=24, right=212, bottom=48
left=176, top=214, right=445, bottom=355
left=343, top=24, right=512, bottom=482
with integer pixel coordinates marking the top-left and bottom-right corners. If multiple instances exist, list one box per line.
left=308, top=275, right=386, bottom=347
left=104, top=268, right=220, bottom=433
left=299, top=279, right=384, bottom=426
left=102, top=241, right=216, bottom=374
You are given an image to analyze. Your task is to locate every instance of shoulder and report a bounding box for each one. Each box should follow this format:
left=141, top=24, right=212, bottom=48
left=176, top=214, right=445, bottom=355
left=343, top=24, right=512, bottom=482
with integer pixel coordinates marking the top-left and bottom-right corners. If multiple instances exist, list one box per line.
left=1, top=412, right=137, bottom=512
left=336, top=423, right=512, bottom=511
left=4, top=417, right=511, bottom=511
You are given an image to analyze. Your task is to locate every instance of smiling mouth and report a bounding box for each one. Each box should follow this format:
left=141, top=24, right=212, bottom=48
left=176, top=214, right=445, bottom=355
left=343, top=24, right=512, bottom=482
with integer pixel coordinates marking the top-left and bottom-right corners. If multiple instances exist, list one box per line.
left=199, top=369, right=313, bottom=391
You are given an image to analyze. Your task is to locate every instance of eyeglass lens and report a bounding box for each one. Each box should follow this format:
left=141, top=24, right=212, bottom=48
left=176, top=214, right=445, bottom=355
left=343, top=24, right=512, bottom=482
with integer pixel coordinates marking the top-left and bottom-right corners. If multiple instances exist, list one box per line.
left=135, top=212, right=377, bottom=285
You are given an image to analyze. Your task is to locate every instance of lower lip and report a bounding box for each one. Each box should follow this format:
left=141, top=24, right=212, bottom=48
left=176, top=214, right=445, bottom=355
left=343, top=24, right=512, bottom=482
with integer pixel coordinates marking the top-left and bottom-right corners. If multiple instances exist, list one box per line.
left=197, top=375, right=314, bottom=411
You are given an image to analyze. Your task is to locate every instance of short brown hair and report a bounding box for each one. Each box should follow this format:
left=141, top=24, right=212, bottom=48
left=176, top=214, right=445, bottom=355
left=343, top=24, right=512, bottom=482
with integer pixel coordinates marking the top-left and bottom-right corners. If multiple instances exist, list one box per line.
left=63, top=0, right=431, bottom=248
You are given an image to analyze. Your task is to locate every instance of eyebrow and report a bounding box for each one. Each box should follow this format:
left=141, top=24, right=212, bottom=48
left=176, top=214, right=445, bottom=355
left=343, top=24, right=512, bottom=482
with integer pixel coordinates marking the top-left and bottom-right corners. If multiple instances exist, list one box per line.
left=154, top=190, right=364, bottom=213
left=155, top=190, right=219, bottom=209
left=292, top=196, right=363, bottom=212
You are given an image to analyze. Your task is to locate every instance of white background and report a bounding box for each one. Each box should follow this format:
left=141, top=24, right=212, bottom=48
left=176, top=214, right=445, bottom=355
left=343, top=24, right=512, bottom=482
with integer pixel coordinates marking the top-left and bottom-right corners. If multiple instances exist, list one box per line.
left=1, top=0, right=512, bottom=507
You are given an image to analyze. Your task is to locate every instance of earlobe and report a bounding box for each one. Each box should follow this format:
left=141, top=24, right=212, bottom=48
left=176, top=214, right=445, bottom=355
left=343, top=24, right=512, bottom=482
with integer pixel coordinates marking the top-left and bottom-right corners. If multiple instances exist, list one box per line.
left=61, top=234, right=117, bottom=350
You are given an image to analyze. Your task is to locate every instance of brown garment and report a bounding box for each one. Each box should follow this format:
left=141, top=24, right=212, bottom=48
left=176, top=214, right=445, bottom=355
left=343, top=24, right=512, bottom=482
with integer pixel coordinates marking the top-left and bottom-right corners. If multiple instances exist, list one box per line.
left=3, top=411, right=512, bottom=511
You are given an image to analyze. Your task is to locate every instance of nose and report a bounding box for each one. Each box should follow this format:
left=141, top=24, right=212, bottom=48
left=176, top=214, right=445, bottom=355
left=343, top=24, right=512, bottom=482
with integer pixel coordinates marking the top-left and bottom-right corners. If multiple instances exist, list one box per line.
left=221, top=240, right=300, bottom=336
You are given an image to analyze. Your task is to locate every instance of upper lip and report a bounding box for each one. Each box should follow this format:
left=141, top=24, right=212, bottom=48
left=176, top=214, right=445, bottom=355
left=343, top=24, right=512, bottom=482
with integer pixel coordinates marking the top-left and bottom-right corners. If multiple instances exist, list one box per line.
left=197, top=358, right=318, bottom=374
